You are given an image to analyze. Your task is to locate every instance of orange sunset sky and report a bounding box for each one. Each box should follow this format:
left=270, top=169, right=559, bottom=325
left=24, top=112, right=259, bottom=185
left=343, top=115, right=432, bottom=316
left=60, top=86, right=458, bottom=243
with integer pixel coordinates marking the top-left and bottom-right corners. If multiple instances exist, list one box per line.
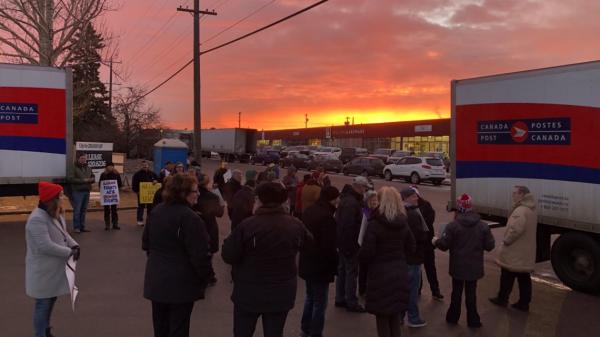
left=103, top=0, right=600, bottom=130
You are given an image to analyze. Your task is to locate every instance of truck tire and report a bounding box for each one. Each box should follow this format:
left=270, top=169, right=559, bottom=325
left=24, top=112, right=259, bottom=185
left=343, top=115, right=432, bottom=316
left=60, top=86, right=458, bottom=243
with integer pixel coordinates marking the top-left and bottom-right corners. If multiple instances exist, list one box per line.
left=410, top=172, right=421, bottom=185
left=384, top=170, right=393, bottom=181
left=551, top=232, right=600, bottom=294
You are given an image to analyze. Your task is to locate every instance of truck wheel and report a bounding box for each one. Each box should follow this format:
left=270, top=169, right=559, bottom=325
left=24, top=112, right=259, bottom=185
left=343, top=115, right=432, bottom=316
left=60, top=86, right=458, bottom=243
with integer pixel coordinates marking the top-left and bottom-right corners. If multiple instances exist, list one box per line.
left=551, top=232, right=600, bottom=294
left=384, top=170, right=393, bottom=181
left=410, top=172, right=421, bottom=185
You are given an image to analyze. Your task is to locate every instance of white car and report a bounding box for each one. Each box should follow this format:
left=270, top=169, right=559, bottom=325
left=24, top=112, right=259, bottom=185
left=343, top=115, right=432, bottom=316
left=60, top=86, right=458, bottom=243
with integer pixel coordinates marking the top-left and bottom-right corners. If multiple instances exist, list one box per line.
left=383, top=156, right=446, bottom=185
left=313, top=146, right=342, bottom=159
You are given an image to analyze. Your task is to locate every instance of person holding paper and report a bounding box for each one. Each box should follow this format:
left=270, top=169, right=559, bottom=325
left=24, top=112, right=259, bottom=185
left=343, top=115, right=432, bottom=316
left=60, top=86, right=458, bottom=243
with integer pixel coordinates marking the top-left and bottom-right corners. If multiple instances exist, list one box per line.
left=99, top=162, right=123, bottom=230
left=132, top=161, right=159, bottom=226
left=26, top=182, right=80, bottom=337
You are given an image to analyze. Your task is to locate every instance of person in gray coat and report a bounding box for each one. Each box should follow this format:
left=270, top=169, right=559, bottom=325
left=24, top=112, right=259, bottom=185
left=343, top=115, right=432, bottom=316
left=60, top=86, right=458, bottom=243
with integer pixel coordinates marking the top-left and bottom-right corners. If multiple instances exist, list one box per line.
left=433, top=193, right=495, bottom=328
left=26, top=182, right=80, bottom=337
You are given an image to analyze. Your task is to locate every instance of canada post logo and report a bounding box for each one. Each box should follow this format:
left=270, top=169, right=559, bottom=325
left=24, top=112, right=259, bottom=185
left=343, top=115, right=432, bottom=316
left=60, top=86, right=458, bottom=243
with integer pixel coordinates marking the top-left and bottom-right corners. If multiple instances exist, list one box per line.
left=477, top=118, right=570, bottom=145
left=0, top=103, right=39, bottom=124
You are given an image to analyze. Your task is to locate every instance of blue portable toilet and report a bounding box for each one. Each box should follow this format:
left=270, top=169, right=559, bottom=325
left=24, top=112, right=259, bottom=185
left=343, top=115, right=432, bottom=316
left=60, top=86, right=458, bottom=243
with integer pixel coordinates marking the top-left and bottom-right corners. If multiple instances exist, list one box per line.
left=153, top=138, right=189, bottom=174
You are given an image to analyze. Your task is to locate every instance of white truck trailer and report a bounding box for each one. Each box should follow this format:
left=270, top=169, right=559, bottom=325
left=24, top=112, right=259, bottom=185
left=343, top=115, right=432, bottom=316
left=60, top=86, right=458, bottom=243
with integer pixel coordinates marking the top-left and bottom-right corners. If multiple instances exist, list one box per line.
left=201, top=128, right=257, bottom=162
left=450, top=60, right=600, bottom=293
left=0, top=64, right=73, bottom=197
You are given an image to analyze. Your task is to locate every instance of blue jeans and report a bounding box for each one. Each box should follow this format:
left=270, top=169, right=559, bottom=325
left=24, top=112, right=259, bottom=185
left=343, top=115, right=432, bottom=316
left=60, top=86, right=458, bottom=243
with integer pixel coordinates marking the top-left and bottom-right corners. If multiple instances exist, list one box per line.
left=34, top=297, right=57, bottom=337
left=301, top=280, right=329, bottom=337
left=407, top=264, right=423, bottom=323
left=71, top=190, right=90, bottom=230
left=335, top=252, right=359, bottom=307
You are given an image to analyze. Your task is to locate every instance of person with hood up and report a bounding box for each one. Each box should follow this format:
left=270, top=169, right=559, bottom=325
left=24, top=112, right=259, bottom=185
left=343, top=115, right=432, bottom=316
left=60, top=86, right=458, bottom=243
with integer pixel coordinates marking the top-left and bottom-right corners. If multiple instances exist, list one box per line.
left=335, top=176, right=370, bottom=313
left=222, top=182, right=312, bottom=337
left=26, top=182, right=80, bottom=337
left=489, top=186, right=537, bottom=312
left=359, top=187, right=416, bottom=337
left=409, top=185, right=443, bottom=300
left=400, top=187, right=429, bottom=327
left=299, top=186, right=341, bottom=337
left=433, top=193, right=495, bottom=328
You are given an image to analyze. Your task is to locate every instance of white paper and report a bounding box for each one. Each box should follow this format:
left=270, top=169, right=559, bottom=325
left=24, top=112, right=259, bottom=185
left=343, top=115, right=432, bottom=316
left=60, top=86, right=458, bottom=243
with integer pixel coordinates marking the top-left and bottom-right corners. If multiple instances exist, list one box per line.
left=212, top=188, right=226, bottom=206
left=223, top=169, right=233, bottom=183
left=100, top=179, right=120, bottom=206
left=65, top=257, right=78, bottom=312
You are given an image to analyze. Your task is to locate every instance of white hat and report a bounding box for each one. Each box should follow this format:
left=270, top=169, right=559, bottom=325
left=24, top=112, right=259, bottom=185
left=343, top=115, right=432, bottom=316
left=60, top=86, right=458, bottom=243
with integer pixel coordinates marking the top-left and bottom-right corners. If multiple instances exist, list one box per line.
left=353, top=176, right=370, bottom=187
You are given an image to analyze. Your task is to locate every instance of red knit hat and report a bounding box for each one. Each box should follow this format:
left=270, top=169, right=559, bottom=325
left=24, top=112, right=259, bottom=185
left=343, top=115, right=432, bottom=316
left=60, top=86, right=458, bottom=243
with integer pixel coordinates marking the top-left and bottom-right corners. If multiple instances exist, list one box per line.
left=39, top=182, right=63, bottom=203
left=457, top=193, right=473, bottom=213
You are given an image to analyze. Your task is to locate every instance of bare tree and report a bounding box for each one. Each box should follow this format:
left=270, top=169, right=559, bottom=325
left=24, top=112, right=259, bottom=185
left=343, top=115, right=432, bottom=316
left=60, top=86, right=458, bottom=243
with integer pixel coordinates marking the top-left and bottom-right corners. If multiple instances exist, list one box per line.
left=0, top=0, right=111, bottom=66
left=113, top=87, right=162, bottom=158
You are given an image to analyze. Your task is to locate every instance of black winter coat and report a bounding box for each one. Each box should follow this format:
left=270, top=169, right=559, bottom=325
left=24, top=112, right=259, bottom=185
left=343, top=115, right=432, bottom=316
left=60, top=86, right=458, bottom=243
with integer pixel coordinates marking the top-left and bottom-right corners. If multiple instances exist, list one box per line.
left=336, top=185, right=364, bottom=257
left=99, top=171, right=123, bottom=188
left=359, top=213, right=416, bottom=315
left=222, top=205, right=312, bottom=313
left=230, top=185, right=255, bottom=230
left=132, top=169, right=159, bottom=193
left=404, top=204, right=429, bottom=265
left=195, top=187, right=225, bottom=253
left=418, top=197, right=436, bottom=250
left=142, top=203, right=211, bottom=303
left=434, top=211, right=495, bottom=281
left=299, top=199, right=338, bottom=283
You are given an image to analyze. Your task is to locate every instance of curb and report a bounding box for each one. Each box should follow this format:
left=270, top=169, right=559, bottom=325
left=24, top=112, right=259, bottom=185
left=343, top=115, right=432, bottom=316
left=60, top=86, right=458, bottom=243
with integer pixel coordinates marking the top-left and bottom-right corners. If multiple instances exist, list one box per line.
left=0, top=206, right=139, bottom=216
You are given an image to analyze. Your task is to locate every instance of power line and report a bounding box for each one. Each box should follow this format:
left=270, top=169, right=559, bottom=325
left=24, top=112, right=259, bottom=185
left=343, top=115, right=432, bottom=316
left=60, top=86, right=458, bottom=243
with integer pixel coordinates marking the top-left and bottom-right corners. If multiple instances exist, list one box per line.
left=138, top=0, right=329, bottom=100
left=201, top=0, right=278, bottom=46
left=129, top=10, right=179, bottom=64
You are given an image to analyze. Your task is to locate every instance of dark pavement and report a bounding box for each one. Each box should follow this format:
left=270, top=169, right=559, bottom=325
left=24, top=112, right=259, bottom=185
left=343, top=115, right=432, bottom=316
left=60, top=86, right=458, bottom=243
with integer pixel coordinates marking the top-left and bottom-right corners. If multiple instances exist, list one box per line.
left=1, top=160, right=599, bottom=337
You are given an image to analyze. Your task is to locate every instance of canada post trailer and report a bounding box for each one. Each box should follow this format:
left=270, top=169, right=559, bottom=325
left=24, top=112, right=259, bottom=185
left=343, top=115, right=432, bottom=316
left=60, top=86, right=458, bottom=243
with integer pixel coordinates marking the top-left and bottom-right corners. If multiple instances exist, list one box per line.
left=450, top=60, right=600, bottom=293
left=200, top=128, right=257, bottom=162
left=0, top=64, right=73, bottom=197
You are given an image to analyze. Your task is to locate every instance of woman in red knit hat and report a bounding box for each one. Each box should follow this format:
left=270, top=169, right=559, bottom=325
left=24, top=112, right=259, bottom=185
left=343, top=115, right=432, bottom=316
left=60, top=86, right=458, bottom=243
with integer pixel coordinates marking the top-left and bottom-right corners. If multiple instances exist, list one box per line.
left=26, top=182, right=80, bottom=337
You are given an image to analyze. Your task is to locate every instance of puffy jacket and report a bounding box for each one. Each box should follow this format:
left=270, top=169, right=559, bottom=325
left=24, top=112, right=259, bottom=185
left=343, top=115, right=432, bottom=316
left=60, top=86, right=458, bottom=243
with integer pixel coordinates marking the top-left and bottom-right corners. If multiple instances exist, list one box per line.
left=142, top=203, right=211, bottom=303
left=359, top=212, right=415, bottom=315
left=434, top=211, right=495, bottom=281
left=497, top=194, right=538, bottom=273
left=222, top=205, right=312, bottom=313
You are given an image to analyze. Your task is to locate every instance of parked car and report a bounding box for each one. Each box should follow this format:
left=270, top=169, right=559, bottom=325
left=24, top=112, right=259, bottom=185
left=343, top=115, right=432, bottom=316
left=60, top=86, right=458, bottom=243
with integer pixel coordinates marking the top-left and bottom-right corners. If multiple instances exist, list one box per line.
left=313, top=146, right=342, bottom=159
left=280, top=145, right=307, bottom=158
left=342, top=156, right=385, bottom=177
left=250, top=150, right=280, bottom=165
left=383, top=156, right=446, bottom=185
left=308, top=154, right=343, bottom=173
left=280, top=152, right=311, bottom=169
left=371, top=148, right=395, bottom=162
left=340, top=147, right=368, bottom=164
left=387, top=150, right=412, bottom=164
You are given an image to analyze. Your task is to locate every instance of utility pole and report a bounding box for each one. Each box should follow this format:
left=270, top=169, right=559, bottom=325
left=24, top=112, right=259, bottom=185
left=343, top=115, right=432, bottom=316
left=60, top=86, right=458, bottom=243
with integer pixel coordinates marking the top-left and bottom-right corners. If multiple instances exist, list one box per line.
left=107, top=58, right=122, bottom=113
left=177, top=2, right=217, bottom=164
left=305, top=113, right=309, bottom=128
left=238, top=111, right=241, bottom=128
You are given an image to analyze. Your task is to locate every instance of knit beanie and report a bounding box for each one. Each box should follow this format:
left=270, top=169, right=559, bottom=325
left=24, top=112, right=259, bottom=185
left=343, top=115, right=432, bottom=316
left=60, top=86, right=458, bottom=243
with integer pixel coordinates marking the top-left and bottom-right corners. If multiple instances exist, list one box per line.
left=256, top=182, right=288, bottom=205
left=400, top=187, right=417, bottom=200
left=39, top=182, right=63, bottom=203
left=457, top=193, right=473, bottom=213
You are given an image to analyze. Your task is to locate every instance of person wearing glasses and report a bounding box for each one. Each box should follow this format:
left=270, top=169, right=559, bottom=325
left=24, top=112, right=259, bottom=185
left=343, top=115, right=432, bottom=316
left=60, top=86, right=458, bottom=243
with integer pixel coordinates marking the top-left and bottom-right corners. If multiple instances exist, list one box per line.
left=26, top=182, right=80, bottom=337
left=142, top=174, right=211, bottom=337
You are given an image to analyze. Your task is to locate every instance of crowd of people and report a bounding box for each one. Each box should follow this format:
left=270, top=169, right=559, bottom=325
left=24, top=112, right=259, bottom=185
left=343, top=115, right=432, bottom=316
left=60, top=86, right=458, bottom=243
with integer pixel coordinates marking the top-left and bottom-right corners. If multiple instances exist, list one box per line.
left=24, top=155, right=539, bottom=337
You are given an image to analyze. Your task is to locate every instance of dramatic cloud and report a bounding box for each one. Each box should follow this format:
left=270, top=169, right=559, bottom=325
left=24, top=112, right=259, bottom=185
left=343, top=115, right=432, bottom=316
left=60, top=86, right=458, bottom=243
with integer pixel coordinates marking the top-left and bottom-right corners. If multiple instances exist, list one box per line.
left=103, top=0, right=600, bottom=130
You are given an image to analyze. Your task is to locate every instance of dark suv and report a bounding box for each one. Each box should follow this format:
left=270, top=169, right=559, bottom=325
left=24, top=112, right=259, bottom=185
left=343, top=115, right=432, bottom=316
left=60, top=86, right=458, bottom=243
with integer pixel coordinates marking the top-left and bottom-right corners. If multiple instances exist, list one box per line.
left=342, top=156, right=385, bottom=177
left=250, top=150, right=280, bottom=165
left=340, top=147, right=368, bottom=164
